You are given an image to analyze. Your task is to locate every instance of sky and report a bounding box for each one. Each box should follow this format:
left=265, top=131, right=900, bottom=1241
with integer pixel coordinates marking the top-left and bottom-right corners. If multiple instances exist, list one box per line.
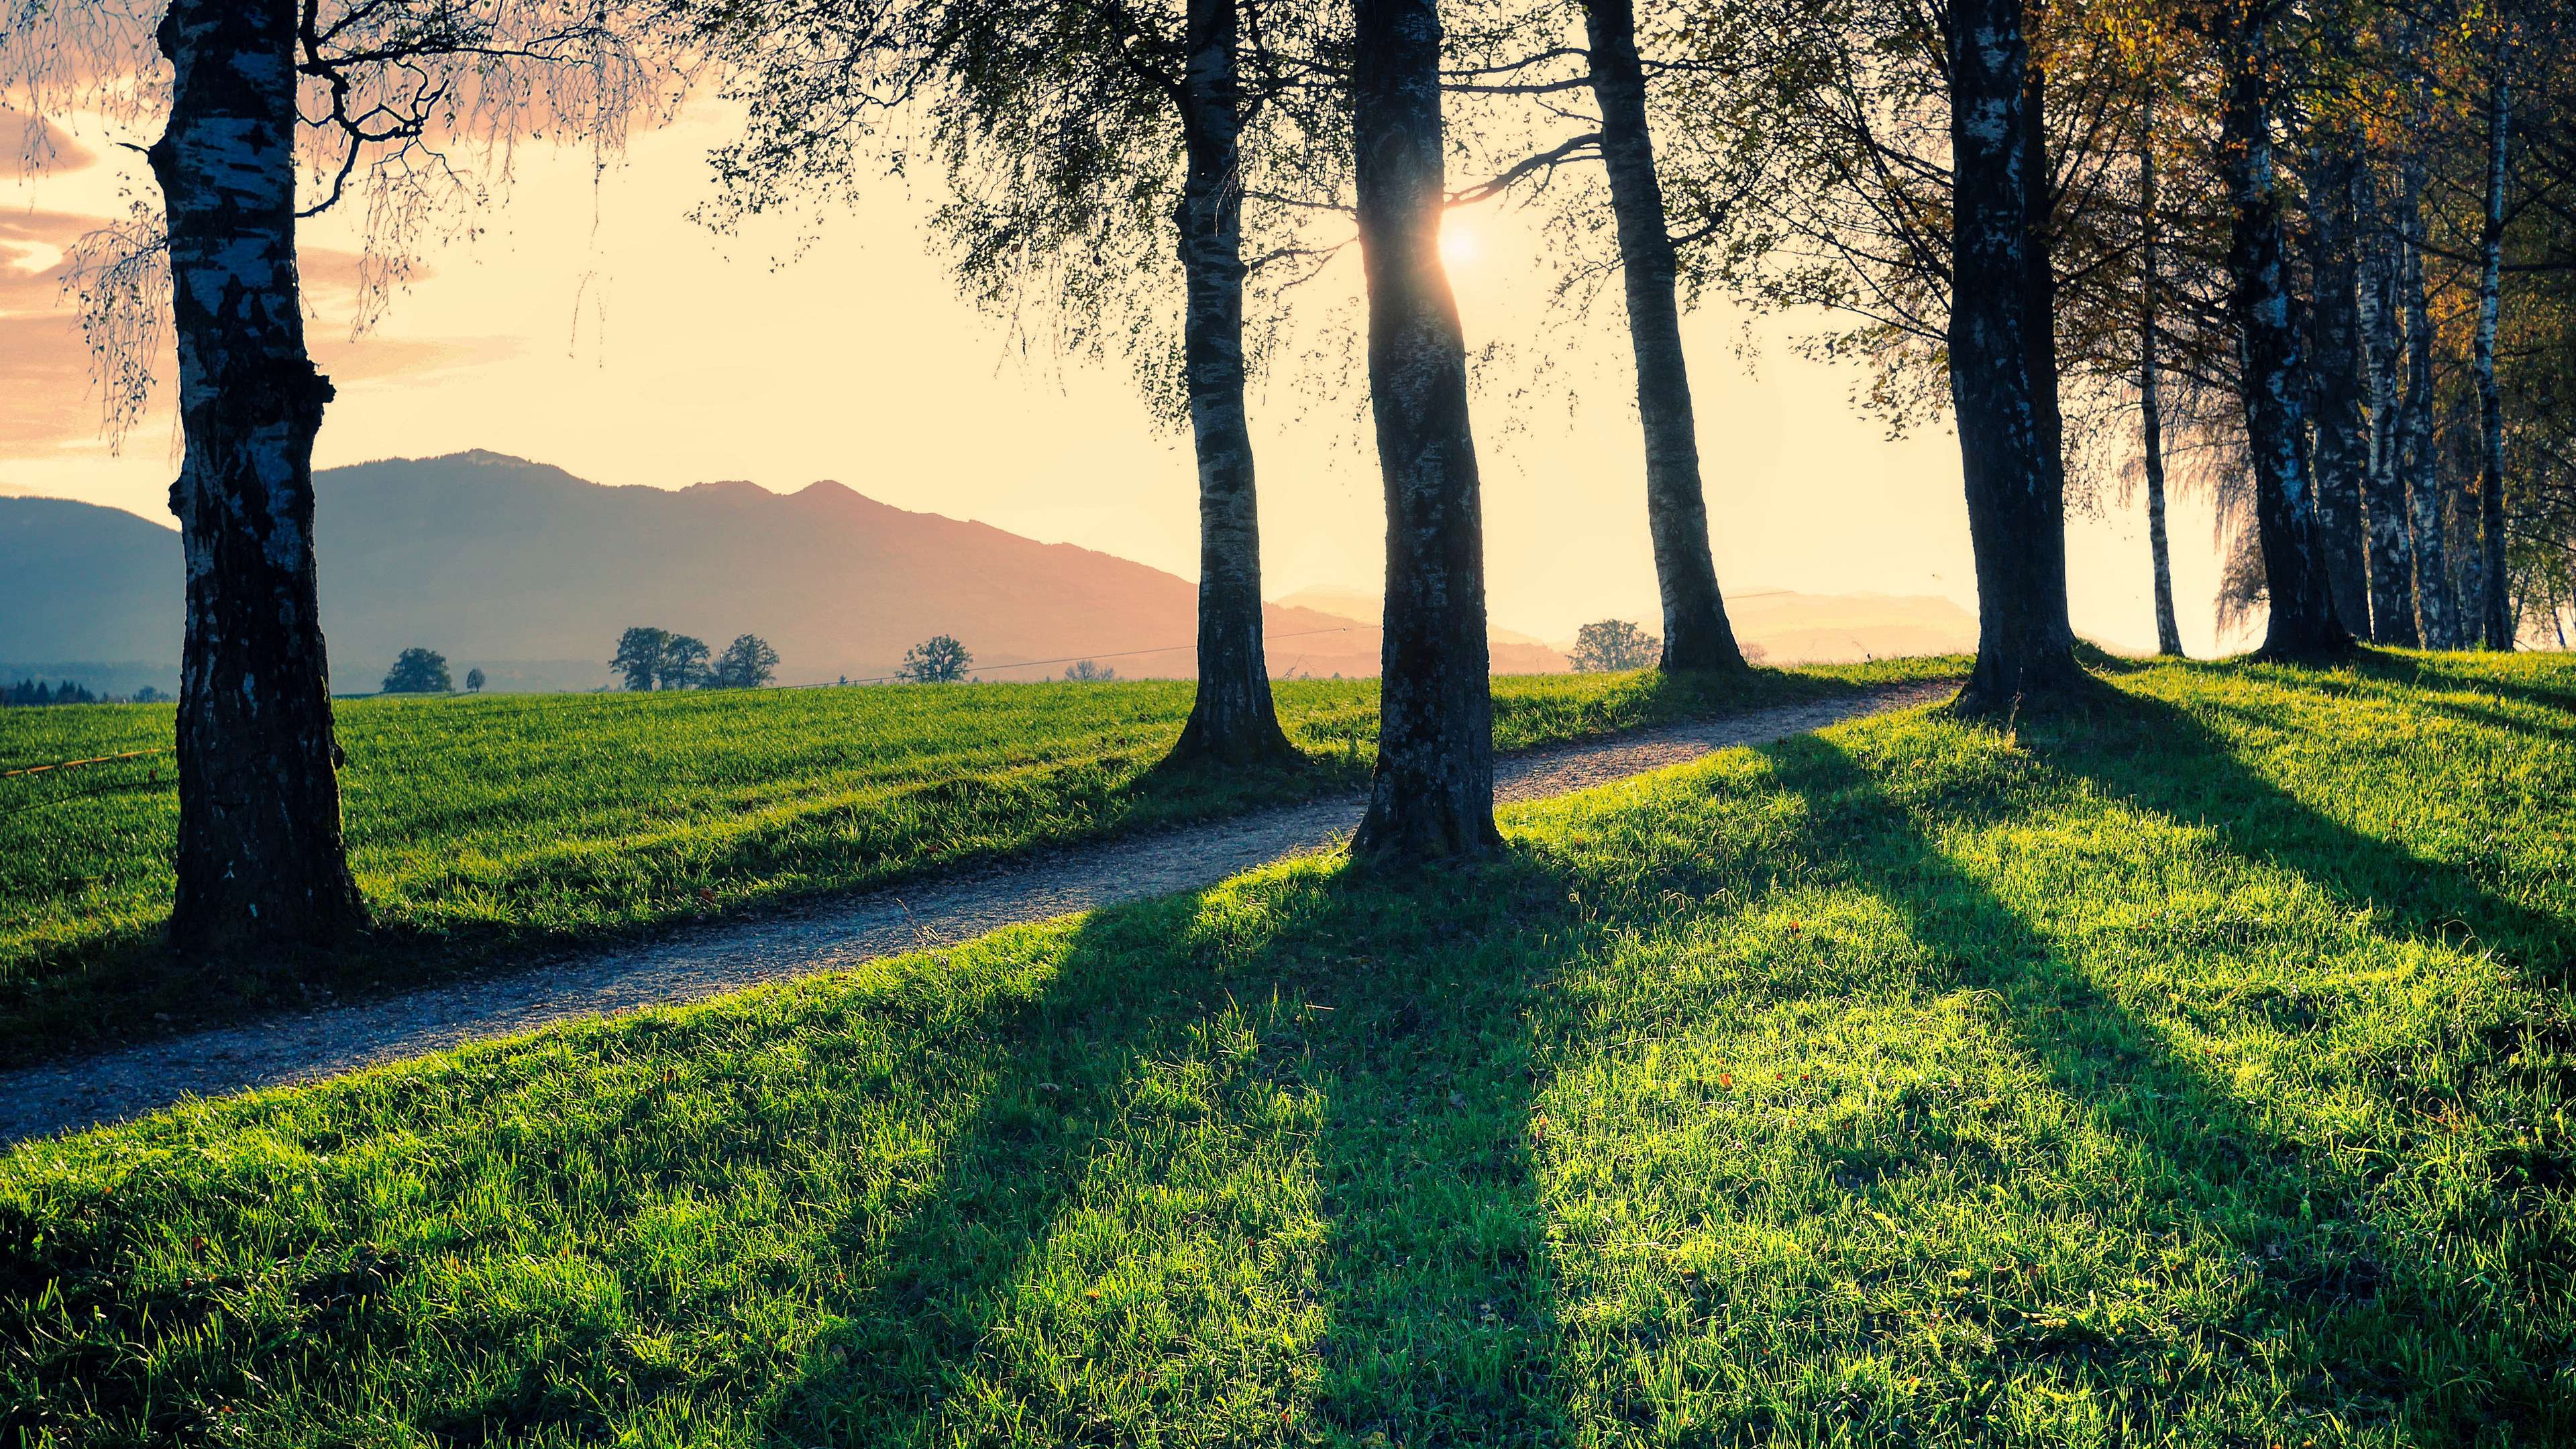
left=1, top=100, right=2249, bottom=654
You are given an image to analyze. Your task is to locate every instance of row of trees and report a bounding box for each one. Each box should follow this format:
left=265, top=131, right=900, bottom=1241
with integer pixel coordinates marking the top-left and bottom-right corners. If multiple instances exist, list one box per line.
left=3, top=679, right=103, bottom=707
left=611, top=629, right=782, bottom=690
left=16, top=0, right=2570, bottom=959
left=1667, top=0, right=2576, bottom=655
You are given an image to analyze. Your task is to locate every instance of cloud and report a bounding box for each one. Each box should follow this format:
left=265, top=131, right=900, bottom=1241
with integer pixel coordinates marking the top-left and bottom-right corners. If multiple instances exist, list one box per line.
left=1, top=200, right=509, bottom=457
left=1, top=109, right=101, bottom=176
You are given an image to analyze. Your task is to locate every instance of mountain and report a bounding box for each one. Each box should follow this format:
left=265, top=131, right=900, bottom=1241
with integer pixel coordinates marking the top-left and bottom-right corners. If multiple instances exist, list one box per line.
left=1, top=455, right=1979, bottom=693
left=0, top=453, right=1371, bottom=690
left=0, top=496, right=183, bottom=694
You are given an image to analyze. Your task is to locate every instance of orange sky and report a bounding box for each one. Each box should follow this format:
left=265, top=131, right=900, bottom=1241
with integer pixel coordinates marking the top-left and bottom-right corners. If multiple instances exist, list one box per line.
left=2, top=102, right=2249, bottom=653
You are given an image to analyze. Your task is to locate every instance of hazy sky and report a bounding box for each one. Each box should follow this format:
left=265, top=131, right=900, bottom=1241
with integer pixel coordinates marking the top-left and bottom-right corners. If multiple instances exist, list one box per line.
left=2, top=101, right=2249, bottom=653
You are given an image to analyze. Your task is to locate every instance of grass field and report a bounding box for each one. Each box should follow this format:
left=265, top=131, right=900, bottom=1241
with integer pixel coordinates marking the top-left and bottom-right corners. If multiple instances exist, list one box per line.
left=0, top=663, right=1950, bottom=1061
left=3, top=652, right=2568, bottom=1445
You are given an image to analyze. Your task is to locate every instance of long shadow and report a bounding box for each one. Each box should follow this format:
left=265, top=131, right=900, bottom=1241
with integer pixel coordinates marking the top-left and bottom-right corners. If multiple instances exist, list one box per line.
left=2018, top=678, right=2570, bottom=979
left=761, top=852, right=1587, bottom=1446
left=1746, top=729, right=2567, bottom=1440
left=2344, top=652, right=2576, bottom=716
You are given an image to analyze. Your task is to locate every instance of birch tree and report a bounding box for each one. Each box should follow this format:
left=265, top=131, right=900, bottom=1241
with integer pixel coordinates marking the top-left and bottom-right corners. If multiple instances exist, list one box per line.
left=1575, top=0, right=1750, bottom=671
left=1346, top=0, right=1499, bottom=861
left=682, top=0, right=1341, bottom=767
left=1, top=0, right=673, bottom=959
left=2217, top=1, right=2348, bottom=659
left=1943, top=0, right=2090, bottom=712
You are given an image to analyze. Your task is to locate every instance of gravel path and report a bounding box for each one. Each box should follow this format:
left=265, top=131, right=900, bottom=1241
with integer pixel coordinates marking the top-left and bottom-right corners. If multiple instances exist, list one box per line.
left=1, top=682, right=1949, bottom=1144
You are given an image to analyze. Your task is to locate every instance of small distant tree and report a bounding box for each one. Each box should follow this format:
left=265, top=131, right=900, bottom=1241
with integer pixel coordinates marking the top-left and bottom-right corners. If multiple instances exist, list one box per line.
left=612, top=627, right=670, bottom=691
left=1570, top=620, right=1659, bottom=674
left=465, top=667, right=486, bottom=693
left=132, top=686, right=165, bottom=704
left=708, top=634, right=780, bottom=689
left=658, top=635, right=712, bottom=690
left=901, top=635, right=973, bottom=684
left=1063, top=659, right=1119, bottom=682
left=382, top=648, right=453, bottom=694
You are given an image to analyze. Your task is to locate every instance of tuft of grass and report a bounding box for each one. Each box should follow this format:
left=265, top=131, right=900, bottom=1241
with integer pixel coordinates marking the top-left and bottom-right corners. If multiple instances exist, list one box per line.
left=0, top=664, right=1940, bottom=1062
left=1, top=651, right=2567, bottom=1444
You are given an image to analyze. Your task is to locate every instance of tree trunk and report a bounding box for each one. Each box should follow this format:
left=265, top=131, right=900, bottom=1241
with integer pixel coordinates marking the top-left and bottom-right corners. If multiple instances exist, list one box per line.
left=1945, top=0, right=2084, bottom=715
left=1167, top=0, right=1298, bottom=766
left=151, top=0, right=366, bottom=958
left=2139, top=104, right=2183, bottom=657
left=2220, top=28, right=2348, bottom=661
left=2400, top=134, right=2455, bottom=648
left=2303, top=140, right=2374, bottom=638
left=1580, top=0, right=1746, bottom=673
left=1347, top=0, right=1497, bottom=864
left=2475, top=63, right=2512, bottom=649
left=2358, top=156, right=2419, bottom=645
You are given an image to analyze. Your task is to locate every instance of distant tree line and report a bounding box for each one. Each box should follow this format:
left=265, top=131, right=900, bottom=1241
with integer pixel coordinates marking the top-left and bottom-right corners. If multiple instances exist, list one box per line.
left=612, top=629, right=780, bottom=690
left=3, top=678, right=101, bottom=706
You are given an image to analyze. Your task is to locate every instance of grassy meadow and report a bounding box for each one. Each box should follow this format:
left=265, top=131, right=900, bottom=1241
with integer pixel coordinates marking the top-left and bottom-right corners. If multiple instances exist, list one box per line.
left=0, top=662, right=1950, bottom=1060
left=3, top=652, right=2569, bottom=1444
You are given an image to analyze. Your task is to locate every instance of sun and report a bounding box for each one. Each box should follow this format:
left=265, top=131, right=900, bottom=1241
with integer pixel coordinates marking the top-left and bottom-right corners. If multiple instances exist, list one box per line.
left=1438, top=217, right=1481, bottom=270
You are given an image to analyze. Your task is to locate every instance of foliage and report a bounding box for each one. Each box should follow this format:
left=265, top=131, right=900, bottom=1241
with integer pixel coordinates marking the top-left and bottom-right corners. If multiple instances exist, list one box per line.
left=658, top=635, right=713, bottom=691
left=708, top=635, right=781, bottom=690
left=680, top=0, right=1350, bottom=431
left=0, top=661, right=1938, bottom=1059
left=611, top=629, right=722, bottom=690
left=610, top=627, right=670, bottom=692
left=0, top=0, right=684, bottom=445
left=900, top=635, right=974, bottom=684
left=3, top=655, right=2569, bottom=1442
left=1568, top=618, right=1658, bottom=672
left=464, top=668, right=486, bottom=693
left=379, top=649, right=453, bottom=694
left=1063, top=659, right=1119, bottom=682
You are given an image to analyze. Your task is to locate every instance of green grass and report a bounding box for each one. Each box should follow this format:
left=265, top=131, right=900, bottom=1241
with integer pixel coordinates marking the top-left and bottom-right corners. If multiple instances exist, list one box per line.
left=0, top=661, right=1955, bottom=1061
left=3, top=651, right=2569, bottom=1445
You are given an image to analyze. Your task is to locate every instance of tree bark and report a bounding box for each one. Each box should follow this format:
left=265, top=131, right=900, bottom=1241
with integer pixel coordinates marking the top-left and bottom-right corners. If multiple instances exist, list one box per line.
left=1945, top=0, right=2084, bottom=715
left=2220, top=27, right=2348, bottom=661
left=1347, top=0, right=1497, bottom=863
left=2358, top=155, right=2419, bottom=645
left=2303, top=140, right=2374, bottom=638
left=2475, top=62, right=2512, bottom=649
left=1580, top=0, right=1746, bottom=673
left=151, top=0, right=366, bottom=957
left=1167, top=0, right=1299, bottom=766
left=2400, top=133, right=2456, bottom=648
left=2139, top=104, right=2183, bottom=657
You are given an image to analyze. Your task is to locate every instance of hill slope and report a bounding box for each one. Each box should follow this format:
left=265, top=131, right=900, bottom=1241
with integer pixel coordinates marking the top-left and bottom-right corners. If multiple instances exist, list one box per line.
left=0, top=453, right=1568, bottom=689
left=0, top=497, right=181, bottom=672
left=309, top=451, right=1370, bottom=687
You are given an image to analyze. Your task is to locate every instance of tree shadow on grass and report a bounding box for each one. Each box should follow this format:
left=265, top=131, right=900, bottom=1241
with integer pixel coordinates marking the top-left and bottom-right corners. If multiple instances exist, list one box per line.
left=1757, top=721, right=2569, bottom=1440
left=763, top=853, right=1586, bottom=1446
left=2016, top=681, right=2570, bottom=979
left=2343, top=652, right=2576, bottom=715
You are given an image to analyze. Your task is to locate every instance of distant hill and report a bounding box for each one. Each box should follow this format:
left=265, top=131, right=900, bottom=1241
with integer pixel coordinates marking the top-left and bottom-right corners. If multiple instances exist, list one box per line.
left=0, top=496, right=182, bottom=662
left=1267, top=584, right=1570, bottom=676
left=0, top=453, right=1371, bottom=691
left=1, top=457, right=1980, bottom=692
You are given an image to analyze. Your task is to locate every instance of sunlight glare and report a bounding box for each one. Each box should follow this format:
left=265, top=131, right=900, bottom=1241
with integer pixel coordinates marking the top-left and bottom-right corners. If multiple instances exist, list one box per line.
left=1438, top=217, right=1479, bottom=270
